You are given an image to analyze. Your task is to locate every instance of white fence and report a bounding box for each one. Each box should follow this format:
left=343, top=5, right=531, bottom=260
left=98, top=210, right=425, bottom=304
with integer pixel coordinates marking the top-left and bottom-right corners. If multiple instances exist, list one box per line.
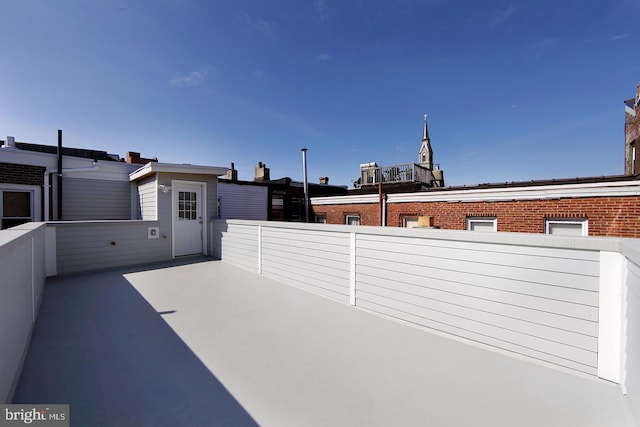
left=0, top=223, right=53, bottom=403
left=212, top=220, right=638, bottom=392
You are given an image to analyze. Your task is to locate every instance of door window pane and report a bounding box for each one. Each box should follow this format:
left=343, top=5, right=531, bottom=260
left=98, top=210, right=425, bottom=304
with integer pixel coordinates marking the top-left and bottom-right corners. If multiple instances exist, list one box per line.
left=178, top=191, right=197, bottom=220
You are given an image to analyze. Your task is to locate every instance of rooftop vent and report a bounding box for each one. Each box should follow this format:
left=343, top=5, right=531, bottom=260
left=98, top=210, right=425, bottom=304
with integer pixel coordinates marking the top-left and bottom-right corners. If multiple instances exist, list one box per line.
left=2, top=136, right=16, bottom=148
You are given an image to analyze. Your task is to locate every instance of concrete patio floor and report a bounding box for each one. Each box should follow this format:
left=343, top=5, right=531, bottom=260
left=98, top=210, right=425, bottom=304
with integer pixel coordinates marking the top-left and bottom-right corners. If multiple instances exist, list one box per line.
left=13, top=258, right=637, bottom=426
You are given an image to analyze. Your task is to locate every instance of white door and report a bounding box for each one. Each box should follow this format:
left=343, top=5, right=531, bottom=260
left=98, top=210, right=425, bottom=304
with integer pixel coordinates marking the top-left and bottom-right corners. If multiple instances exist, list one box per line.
left=174, top=184, right=204, bottom=256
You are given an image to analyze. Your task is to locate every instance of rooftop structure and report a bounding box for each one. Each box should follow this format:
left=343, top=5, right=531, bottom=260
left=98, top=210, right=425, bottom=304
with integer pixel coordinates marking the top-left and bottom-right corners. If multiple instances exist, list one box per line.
left=356, top=116, right=445, bottom=189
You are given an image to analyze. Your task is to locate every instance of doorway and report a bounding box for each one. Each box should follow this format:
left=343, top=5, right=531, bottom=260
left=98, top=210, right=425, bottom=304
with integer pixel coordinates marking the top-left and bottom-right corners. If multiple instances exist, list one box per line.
left=173, top=182, right=206, bottom=256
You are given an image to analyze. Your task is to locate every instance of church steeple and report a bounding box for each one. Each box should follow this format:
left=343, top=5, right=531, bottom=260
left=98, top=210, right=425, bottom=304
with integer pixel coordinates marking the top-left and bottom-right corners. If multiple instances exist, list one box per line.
left=418, top=114, right=433, bottom=169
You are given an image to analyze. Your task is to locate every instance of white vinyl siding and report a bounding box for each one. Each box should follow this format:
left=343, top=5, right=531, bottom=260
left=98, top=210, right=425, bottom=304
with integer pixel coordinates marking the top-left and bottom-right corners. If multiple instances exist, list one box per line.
left=626, top=259, right=640, bottom=415
left=217, top=182, right=268, bottom=220
left=63, top=177, right=132, bottom=220
left=216, top=220, right=601, bottom=375
left=54, top=221, right=171, bottom=275
left=137, top=179, right=157, bottom=220
left=260, top=227, right=350, bottom=303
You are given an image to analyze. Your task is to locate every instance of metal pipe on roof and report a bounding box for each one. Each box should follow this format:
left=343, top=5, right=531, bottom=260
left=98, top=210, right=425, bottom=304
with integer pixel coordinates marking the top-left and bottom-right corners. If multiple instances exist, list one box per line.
left=301, top=148, right=309, bottom=222
left=57, top=129, right=62, bottom=220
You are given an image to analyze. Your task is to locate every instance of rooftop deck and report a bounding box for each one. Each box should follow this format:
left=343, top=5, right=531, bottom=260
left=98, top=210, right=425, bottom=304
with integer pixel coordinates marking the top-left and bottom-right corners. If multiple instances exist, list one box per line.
left=12, top=258, right=635, bottom=426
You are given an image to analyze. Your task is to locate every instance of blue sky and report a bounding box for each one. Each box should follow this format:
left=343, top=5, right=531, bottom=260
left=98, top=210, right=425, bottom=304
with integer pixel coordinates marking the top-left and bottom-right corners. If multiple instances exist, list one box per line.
left=1, top=0, right=639, bottom=187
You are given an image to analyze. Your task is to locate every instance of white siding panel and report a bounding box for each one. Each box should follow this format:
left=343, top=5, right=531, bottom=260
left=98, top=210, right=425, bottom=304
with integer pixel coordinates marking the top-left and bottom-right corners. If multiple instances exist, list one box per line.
left=358, top=233, right=600, bottom=261
left=357, top=294, right=598, bottom=369
left=359, top=235, right=600, bottom=277
left=357, top=299, right=597, bottom=375
left=137, top=179, right=157, bottom=220
left=218, top=182, right=268, bottom=220
left=356, top=262, right=598, bottom=315
left=0, top=235, right=33, bottom=403
left=355, top=234, right=599, bottom=374
left=261, top=263, right=349, bottom=301
left=358, top=242, right=599, bottom=291
left=356, top=269, right=598, bottom=336
left=63, top=177, right=132, bottom=220
left=0, top=225, right=50, bottom=402
left=625, top=260, right=640, bottom=422
left=55, top=222, right=171, bottom=274
left=356, top=283, right=597, bottom=350
left=214, top=220, right=609, bottom=376
left=260, top=227, right=350, bottom=303
left=221, top=224, right=259, bottom=272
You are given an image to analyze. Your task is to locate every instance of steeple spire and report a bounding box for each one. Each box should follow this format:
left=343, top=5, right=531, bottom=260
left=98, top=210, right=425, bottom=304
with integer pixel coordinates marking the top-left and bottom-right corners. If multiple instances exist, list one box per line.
left=423, top=114, right=430, bottom=142
left=418, top=114, right=433, bottom=169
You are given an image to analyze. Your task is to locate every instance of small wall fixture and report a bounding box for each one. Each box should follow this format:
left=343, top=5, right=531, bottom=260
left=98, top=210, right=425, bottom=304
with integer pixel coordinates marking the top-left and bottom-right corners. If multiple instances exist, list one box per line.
left=158, top=185, right=172, bottom=193
left=148, top=227, right=160, bottom=239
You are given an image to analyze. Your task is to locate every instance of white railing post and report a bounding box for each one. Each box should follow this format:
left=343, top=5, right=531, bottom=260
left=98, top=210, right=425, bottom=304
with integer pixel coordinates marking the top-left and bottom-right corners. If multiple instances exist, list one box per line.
left=350, top=232, right=356, bottom=305
left=258, top=225, right=263, bottom=274
left=598, top=251, right=627, bottom=391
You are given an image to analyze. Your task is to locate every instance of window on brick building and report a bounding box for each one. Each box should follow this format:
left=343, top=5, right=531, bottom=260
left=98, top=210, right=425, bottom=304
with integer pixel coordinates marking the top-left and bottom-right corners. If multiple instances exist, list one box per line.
left=545, top=219, right=588, bottom=236
left=1, top=190, right=33, bottom=229
left=632, top=141, right=637, bottom=174
left=467, top=217, right=497, bottom=232
left=315, top=214, right=327, bottom=224
left=345, top=215, right=360, bottom=226
left=403, top=217, right=419, bottom=228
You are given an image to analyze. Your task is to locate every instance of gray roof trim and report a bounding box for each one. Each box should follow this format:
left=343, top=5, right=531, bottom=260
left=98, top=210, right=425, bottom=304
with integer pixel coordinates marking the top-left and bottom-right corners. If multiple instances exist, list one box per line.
left=129, top=162, right=228, bottom=181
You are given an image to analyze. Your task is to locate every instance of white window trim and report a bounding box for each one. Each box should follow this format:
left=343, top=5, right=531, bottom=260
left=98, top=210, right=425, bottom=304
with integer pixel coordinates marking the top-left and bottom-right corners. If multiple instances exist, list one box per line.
left=345, top=215, right=360, bottom=226
left=545, top=218, right=588, bottom=236
left=466, top=217, right=497, bottom=232
left=403, top=216, right=419, bottom=228
left=0, top=184, right=41, bottom=224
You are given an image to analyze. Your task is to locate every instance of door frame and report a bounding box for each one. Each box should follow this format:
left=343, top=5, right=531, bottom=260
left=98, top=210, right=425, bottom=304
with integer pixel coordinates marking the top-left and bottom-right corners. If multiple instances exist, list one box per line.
left=171, top=180, right=208, bottom=258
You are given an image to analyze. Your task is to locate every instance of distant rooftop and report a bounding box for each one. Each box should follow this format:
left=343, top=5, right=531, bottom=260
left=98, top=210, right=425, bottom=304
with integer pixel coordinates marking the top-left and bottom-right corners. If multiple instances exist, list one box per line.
left=5, top=140, right=123, bottom=162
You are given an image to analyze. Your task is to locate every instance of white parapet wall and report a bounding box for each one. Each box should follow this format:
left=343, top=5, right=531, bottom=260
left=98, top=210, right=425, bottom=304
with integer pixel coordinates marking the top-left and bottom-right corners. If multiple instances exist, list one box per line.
left=0, top=223, right=49, bottom=403
left=212, top=219, right=638, bottom=403
left=52, top=220, right=173, bottom=275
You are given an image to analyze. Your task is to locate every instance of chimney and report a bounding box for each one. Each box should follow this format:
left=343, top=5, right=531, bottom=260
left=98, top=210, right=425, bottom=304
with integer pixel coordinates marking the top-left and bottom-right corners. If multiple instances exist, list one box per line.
left=126, top=152, right=141, bottom=164
left=2, top=136, right=16, bottom=148
left=319, top=176, right=329, bottom=184
left=225, top=162, right=238, bottom=181
left=126, top=151, right=159, bottom=164
left=254, top=161, right=270, bottom=181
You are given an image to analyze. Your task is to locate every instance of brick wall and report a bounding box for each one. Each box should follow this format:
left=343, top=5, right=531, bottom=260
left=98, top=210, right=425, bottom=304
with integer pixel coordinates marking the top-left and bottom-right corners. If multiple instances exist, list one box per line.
left=314, top=203, right=382, bottom=226
left=313, top=195, right=640, bottom=237
left=0, top=162, right=45, bottom=186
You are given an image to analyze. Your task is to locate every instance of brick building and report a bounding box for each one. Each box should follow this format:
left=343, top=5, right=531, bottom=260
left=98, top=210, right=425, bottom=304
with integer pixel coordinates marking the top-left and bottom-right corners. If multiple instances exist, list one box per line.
left=625, top=83, right=640, bottom=175
left=312, top=175, right=640, bottom=237
left=311, top=84, right=640, bottom=238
